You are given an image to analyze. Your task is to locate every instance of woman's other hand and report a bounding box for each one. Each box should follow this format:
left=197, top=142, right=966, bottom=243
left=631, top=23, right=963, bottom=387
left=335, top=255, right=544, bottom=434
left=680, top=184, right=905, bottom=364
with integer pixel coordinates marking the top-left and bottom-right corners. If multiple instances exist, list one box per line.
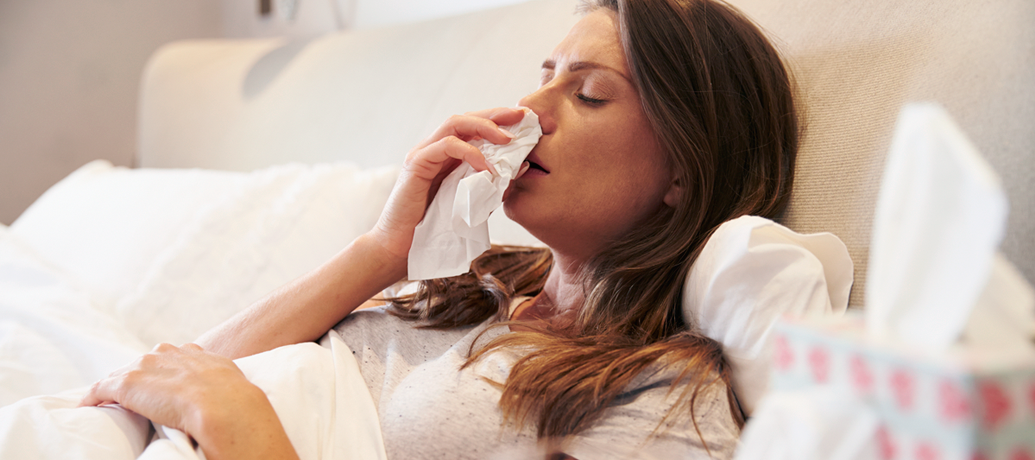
left=79, top=343, right=298, bottom=460
left=371, top=107, right=525, bottom=261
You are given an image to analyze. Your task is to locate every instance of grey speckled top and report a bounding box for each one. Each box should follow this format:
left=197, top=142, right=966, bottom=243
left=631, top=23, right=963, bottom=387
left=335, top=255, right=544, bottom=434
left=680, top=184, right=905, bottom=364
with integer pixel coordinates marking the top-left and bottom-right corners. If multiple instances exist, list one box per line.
left=331, top=303, right=739, bottom=460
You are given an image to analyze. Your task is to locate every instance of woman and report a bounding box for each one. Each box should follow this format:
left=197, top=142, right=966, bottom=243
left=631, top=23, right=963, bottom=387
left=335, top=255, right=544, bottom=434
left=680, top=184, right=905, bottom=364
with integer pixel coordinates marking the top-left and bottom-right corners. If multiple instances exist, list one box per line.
left=80, top=0, right=797, bottom=458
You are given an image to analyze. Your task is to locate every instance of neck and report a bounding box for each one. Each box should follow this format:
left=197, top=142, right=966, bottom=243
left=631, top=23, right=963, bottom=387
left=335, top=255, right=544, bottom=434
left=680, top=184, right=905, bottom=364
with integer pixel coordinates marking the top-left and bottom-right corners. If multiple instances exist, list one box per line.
left=538, top=250, right=587, bottom=317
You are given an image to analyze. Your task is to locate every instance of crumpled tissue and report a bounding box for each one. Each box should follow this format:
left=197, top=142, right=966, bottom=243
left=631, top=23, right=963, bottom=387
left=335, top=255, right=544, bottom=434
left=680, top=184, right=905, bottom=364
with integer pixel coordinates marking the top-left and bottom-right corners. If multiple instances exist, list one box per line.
left=735, top=103, right=1035, bottom=460
left=408, top=108, right=542, bottom=280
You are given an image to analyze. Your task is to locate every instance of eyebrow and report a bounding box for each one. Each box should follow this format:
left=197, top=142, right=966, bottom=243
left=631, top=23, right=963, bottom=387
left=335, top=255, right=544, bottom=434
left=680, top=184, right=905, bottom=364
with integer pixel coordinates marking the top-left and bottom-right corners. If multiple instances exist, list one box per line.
left=541, top=59, right=632, bottom=83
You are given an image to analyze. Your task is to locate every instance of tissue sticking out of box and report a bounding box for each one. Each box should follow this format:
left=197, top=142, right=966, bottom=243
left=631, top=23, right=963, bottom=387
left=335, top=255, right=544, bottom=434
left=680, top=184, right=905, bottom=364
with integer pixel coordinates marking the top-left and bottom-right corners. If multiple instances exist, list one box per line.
left=735, top=386, right=880, bottom=460
left=407, top=108, right=542, bottom=281
left=963, top=252, right=1035, bottom=349
left=866, top=103, right=1034, bottom=351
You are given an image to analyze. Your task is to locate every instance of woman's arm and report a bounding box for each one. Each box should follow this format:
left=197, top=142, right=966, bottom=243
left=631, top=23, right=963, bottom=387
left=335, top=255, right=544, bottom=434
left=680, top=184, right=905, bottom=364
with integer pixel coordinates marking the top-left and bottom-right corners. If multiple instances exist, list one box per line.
left=195, top=234, right=405, bottom=359
left=77, top=108, right=526, bottom=459
left=196, top=107, right=526, bottom=360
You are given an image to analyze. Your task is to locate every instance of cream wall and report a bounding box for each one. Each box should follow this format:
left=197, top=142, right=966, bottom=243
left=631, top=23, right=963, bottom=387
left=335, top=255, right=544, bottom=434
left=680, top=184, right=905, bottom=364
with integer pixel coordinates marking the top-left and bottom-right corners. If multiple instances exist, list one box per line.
left=0, top=0, right=221, bottom=225
left=220, top=0, right=345, bottom=38
left=353, top=0, right=532, bottom=29
left=217, top=0, right=535, bottom=36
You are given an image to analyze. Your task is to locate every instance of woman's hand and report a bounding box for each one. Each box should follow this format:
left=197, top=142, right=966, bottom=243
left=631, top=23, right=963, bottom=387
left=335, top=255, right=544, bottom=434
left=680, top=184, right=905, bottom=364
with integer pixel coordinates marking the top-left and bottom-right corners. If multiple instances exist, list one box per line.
left=80, top=343, right=298, bottom=460
left=371, top=107, right=525, bottom=260
left=195, top=107, right=525, bottom=360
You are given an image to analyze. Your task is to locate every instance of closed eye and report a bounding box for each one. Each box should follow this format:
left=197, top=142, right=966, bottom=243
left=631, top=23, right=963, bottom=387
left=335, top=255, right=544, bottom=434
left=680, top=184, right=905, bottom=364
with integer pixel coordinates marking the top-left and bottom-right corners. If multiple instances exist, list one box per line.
left=577, top=93, right=607, bottom=105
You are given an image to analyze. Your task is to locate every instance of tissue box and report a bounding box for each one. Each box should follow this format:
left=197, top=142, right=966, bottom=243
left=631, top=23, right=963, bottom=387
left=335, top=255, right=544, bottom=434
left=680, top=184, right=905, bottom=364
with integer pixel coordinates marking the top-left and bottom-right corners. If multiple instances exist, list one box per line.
left=770, top=312, right=1035, bottom=460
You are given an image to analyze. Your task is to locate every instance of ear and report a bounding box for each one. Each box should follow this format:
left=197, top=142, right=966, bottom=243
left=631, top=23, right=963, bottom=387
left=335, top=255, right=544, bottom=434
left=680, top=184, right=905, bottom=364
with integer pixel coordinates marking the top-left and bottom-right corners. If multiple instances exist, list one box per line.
left=662, top=177, right=683, bottom=208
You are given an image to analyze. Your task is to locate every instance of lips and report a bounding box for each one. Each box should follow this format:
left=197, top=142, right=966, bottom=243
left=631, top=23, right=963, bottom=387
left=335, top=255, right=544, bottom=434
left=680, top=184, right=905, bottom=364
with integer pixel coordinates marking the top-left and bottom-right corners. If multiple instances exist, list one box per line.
left=524, top=152, right=549, bottom=175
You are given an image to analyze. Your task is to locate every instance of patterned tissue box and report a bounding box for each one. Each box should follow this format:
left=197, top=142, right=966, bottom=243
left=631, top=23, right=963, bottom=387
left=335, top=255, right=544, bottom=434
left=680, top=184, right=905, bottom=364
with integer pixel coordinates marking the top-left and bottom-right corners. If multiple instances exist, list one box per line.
left=769, top=312, right=1035, bottom=460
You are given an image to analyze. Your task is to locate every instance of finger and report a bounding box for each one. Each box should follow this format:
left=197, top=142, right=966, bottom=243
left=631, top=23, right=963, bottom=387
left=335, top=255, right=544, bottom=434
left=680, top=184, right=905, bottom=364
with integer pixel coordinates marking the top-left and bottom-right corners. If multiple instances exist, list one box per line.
left=416, top=114, right=516, bottom=151
left=106, top=357, right=141, bottom=378
left=182, top=343, right=204, bottom=352
left=490, top=109, right=526, bottom=128
left=79, top=398, right=116, bottom=407
left=440, top=115, right=515, bottom=146
left=79, top=378, right=119, bottom=407
left=152, top=342, right=179, bottom=354
left=405, top=137, right=487, bottom=180
left=77, top=393, right=99, bottom=407
left=515, top=160, right=530, bottom=180
left=466, top=107, right=525, bottom=126
left=425, top=158, right=462, bottom=204
left=413, top=136, right=497, bottom=178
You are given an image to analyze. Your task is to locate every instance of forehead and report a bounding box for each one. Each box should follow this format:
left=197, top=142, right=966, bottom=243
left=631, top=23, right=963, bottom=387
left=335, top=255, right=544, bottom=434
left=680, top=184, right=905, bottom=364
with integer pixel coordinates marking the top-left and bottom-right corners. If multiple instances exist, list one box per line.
left=549, top=9, right=628, bottom=76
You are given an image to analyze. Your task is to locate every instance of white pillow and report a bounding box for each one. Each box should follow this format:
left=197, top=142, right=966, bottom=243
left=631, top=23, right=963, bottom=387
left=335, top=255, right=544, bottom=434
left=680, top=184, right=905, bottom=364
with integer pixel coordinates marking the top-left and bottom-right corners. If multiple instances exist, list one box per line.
left=683, top=215, right=853, bottom=415
left=116, top=163, right=398, bottom=347
left=9, top=161, right=247, bottom=311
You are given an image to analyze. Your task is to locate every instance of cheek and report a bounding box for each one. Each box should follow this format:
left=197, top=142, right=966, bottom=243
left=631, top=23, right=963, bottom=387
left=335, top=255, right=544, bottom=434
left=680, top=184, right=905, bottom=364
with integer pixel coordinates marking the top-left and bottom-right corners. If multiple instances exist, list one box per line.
left=599, top=147, right=672, bottom=217
left=574, top=158, right=670, bottom=230
left=588, top=128, right=669, bottom=198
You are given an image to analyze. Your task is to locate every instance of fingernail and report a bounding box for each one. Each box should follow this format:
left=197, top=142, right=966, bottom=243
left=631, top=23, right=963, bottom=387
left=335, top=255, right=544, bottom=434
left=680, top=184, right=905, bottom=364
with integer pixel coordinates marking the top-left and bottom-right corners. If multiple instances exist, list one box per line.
left=499, top=128, right=516, bottom=139
left=516, top=161, right=530, bottom=179
left=487, top=162, right=499, bottom=177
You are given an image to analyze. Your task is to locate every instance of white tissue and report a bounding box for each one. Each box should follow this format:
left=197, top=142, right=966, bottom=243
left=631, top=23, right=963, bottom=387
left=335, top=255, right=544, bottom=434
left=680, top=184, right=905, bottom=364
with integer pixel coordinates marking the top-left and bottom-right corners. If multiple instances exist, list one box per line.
left=963, top=252, right=1035, bottom=349
left=408, top=109, right=542, bottom=280
left=865, top=103, right=1031, bottom=351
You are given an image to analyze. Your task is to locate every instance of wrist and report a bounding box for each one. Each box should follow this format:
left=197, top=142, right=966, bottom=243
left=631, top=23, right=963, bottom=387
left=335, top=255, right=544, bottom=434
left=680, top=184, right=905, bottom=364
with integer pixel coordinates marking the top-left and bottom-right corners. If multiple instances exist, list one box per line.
left=189, top=384, right=292, bottom=460
left=354, top=232, right=408, bottom=281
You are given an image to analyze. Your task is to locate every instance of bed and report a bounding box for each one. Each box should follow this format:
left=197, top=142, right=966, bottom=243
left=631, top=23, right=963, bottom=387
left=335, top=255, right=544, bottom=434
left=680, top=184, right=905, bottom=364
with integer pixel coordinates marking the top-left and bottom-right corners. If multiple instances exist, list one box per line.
left=0, top=0, right=1032, bottom=457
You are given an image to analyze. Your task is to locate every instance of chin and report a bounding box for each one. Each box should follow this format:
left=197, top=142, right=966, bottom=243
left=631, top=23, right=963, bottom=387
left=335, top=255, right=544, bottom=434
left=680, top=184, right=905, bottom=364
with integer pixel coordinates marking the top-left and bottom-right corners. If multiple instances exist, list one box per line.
left=502, top=196, right=549, bottom=244
left=501, top=198, right=526, bottom=228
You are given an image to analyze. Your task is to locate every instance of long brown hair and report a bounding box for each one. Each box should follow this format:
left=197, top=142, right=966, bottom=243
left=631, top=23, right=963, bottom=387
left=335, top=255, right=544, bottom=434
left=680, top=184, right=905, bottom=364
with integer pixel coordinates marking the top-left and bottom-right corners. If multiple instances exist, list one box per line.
left=391, top=0, right=798, bottom=446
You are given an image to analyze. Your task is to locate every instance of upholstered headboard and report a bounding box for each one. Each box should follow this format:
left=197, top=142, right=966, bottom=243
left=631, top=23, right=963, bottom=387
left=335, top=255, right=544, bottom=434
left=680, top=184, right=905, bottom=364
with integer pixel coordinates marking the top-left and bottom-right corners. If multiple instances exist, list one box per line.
left=138, top=0, right=1035, bottom=308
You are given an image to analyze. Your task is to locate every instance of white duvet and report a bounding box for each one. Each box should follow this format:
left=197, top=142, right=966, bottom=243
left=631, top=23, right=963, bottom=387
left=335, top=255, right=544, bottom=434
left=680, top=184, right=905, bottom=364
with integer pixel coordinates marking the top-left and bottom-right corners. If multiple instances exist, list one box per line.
left=0, top=225, right=386, bottom=459
left=0, top=225, right=150, bottom=404
left=0, top=161, right=405, bottom=459
left=0, top=332, right=386, bottom=460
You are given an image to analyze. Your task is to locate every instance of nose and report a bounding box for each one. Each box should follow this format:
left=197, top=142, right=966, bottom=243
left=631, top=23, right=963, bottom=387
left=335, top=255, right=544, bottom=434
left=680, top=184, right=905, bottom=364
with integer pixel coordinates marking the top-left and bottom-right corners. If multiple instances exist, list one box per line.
left=518, top=85, right=557, bottom=135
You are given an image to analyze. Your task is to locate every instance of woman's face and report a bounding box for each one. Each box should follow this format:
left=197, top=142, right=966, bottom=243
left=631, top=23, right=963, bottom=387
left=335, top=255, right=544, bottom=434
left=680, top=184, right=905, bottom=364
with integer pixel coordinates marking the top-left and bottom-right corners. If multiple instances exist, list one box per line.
left=503, top=9, right=675, bottom=262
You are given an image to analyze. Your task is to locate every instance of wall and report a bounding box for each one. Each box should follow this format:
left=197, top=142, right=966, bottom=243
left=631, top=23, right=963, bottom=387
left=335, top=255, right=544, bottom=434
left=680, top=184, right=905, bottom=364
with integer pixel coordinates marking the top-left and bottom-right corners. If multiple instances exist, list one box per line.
left=218, top=0, right=535, bottom=36
left=220, top=0, right=345, bottom=38
left=221, top=0, right=538, bottom=36
left=352, top=0, right=532, bottom=29
left=0, top=0, right=222, bottom=225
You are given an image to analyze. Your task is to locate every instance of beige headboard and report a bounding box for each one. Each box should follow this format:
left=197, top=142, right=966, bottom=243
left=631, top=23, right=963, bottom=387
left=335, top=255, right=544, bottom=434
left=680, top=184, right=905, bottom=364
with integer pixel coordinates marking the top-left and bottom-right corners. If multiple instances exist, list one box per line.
left=733, top=0, right=1035, bottom=306
left=138, top=0, right=1035, bottom=307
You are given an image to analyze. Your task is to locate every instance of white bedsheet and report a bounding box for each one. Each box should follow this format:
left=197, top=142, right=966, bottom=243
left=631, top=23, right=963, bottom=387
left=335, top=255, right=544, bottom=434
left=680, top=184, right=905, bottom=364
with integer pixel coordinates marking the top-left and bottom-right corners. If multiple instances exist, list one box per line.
left=0, top=162, right=400, bottom=459
left=0, top=226, right=149, bottom=405
left=0, top=161, right=401, bottom=406
left=0, top=332, right=387, bottom=460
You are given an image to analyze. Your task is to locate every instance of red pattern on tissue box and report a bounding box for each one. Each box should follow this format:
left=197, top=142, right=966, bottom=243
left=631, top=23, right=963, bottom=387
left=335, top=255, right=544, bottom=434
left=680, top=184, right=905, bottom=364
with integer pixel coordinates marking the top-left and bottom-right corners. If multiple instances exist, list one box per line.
left=770, top=312, right=1035, bottom=460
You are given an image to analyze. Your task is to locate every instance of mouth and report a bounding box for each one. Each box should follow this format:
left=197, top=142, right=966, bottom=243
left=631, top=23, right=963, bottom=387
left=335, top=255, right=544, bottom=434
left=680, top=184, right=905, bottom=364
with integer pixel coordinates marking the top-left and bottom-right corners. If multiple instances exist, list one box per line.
left=527, top=160, right=548, bottom=173
left=522, top=152, right=549, bottom=177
